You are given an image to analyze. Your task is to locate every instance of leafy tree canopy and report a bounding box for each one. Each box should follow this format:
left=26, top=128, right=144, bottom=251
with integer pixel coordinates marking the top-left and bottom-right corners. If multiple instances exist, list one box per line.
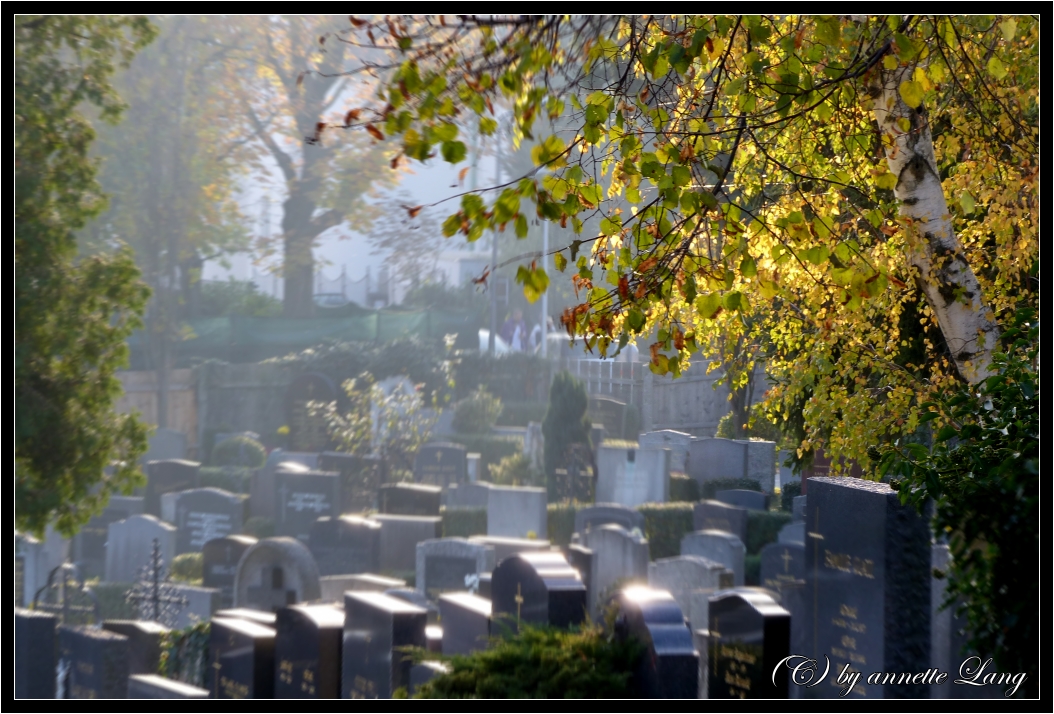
left=16, top=16, right=157, bottom=536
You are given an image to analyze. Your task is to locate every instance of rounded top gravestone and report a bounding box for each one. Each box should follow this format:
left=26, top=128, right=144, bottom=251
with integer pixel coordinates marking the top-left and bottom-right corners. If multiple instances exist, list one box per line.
left=233, top=537, right=321, bottom=612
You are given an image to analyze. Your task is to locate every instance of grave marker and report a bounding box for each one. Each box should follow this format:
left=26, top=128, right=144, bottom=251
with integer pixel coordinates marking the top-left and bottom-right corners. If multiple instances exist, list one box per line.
left=715, top=489, right=768, bottom=512
left=342, top=591, right=427, bottom=699
left=573, top=503, right=645, bottom=538
left=173, top=488, right=245, bottom=554
left=209, top=617, right=276, bottom=699
left=693, top=500, right=749, bottom=544
left=639, top=430, right=693, bottom=473
left=144, top=460, right=200, bottom=517
left=274, top=603, right=344, bottom=698
left=275, top=469, right=341, bottom=542
left=595, top=442, right=670, bottom=507
left=105, top=515, right=177, bottom=584
left=308, top=515, right=381, bottom=576
left=584, top=523, right=649, bottom=618
left=15, top=608, right=56, bottom=699
left=439, top=592, right=493, bottom=655
left=127, top=674, right=210, bottom=699
left=379, top=483, right=442, bottom=517
left=491, top=551, right=587, bottom=630
left=648, top=555, right=734, bottom=630
left=370, top=514, right=442, bottom=573
left=414, top=442, right=468, bottom=488
left=58, top=624, right=130, bottom=699
left=614, top=586, right=699, bottom=699
left=234, top=537, right=321, bottom=612
left=681, top=530, right=746, bottom=587
left=416, top=538, right=495, bottom=601
left=203, top=535, right=257, bottom=608
left=708, top=589, right=790, bottom=699
left=102, top=620, right=167, bottom=676
left=486, top=485, right=547, bottom=539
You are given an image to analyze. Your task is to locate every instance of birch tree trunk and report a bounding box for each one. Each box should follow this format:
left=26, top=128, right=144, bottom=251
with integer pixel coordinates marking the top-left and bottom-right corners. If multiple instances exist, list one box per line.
left=871, top=68, right=1000, bottom=384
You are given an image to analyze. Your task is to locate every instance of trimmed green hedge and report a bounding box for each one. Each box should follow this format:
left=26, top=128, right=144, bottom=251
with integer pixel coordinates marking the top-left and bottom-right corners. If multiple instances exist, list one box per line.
left=745, top=511, right=793, bottom=555
left=700, top=478, right=763, bottom=500
left=780, top=481, right=802, bottom=512
left=669, top=473, right=700, bottom=502
left=442, top=507, right=487, bottom=538
left=447, top=434, right=521, bottom=475
left=199, top=466, right=254, bottom=494
left=745, top=554, right=762, bottom=586
left=638, top=503, right=695, bottom=560
left=212, top=435, right=266, bottom=468
left=547, top=502, right=578, bottom=548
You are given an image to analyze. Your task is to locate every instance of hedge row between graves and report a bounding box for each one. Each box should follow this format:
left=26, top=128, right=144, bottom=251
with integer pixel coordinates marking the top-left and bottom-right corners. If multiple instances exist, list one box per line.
left=199, top=466, right=254, bottom=494
left=669, top=473, right=700, bottom=502
left=547, top=502, right=578, bottom=548
left=441, top=507, right=488, bottom=538
left=699, top=478, right=763, bottom=500
left=745, top=511, right=793, bottom=554
left=637, top=503, right=696, bottom=560
left=780, top=481, right=802, bottom=511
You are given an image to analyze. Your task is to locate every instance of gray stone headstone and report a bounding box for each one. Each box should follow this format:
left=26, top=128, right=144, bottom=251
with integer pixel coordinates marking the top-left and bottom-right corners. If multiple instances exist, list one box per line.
left=167, top=583, right=221, bottom=629
left=584, top=523, right=649, bottom=619
left=385, top=587, right=440, bottom=625
left=16, top=533, right=47, bottom=608
left=715, top=489, right=768, bottom=512
left=370, top=515, right=442, bottom=574
left=203, top=535, right=258, bottom=608
left=491, top=551, right=587, bottom=631
left=689, top=438, right=746, bottom=485
left=639, top=430, right=692, bottom=473
left=777, top=521, right=805, bottom=545
left=127, top=674, right=209, bottom=699
left=572, top=503, right=645, bottom=539
left=319, top=573, right=407, bottom=602
left=15, top=608, right=56, bottom=699
left=274, top=603, right=344, bottom=699
left=71, top=496, right=143, bottom=580
left=308, top=515, right=381, bottom=576
left=275, top=469, right=341, bottom=542
left=595, top=442, right=670, bottom=507
left=414, top=442, right=468, bottom=488
left=486, top=485, right=547, bottom=539
left=648, top=555, right=734, bottom=630
left=342, top=591, right=427, bottom=699
left=58, top=624, right=130, bottom=699
left=234, top=537, right=321, bottom=612
left=105, top=515, right=177, bottom=584
left=379, top=483, right=442, bottom=516
left=792, top=495, right=807, bottom=523
left=805, top=477, right=931, bottom=699
left=613, top=586, right=698, bottom=698
left=693, top=500, right=749, bottom=543
left=468, top=535, right=550, bottom=566
left=144, top=459, right=200, bottom=517
left=144, top=428, right=187, bottom=463
left=744, top=440, right=777, bottom=493
left=445, top=481, right=491, bottom=509
left=208, top=617, right=276, bottom=699
left=250, top=453, right=320, bottom=521
left=681, top=530, right=746, bottom=587
left=708, top=588, right=790, bottom=699
left=439, top=592, right=493, bottom=655
left=101, top=620, right=167, bottom=676
left=173, top=487, right=246, bottom=554
left=416, top=538, right=495, bottom=601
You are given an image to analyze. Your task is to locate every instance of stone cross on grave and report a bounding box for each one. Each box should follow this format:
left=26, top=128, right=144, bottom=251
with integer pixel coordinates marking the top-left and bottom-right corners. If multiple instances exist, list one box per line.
left=247, top=565, right=297, bottom=612
left=125, top=539, right=188, bottom=626
left=781, top=548, right=794, bottom=573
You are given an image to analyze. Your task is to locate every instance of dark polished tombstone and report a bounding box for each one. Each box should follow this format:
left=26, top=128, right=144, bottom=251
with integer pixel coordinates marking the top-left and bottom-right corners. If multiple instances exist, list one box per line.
left=806, top=477, right=931, bottom=699
left=439, top=593, right=493, bottom=655
left=694, top=500, right=749, bottom=543
left=708, top=589, right=791, bottom=699
left=319, top=451, right=386, bottom=513
left=102, top=620, right=167, bottom=676
left=203, top=535, right=257, bottom=608
left=209, top=617, right=276, bottom=699
left=759, top=542, right=807, bottom=659
left=128, top=674, right=210, bottom=699
left=385, top=587, right=440, bottom=625
left=573, top=503, right=645, bottom=537
left=144, top=460, right=201, bottom=517
left=379, top=483, right=442, bottom=516
left=308, top=516, right=381, bottom=576
left=173, top=488, right=245, bottom=555
left=416, top=538, right=493, bottom=602
left=715, top=489, right=768, bottom=512
left=274, top=603, right=344, bottom=698
left=16, top=608, right=57, bottom=699
left=285, top=372, right=340, bottom=452
left=566, top=544, right=593, bottom=605
left=343, top=591, right=428, bottom=699
left=613, top=586, right=699, bottom=699
left=275, top=469, right=341, bottom=542
left=414, top=442, right=468, bottom=488
left=58, top=624, right=130, bottom=699
left=477, top=572, right=492, bottom=599
left=491, top=552, right=587, bottom=631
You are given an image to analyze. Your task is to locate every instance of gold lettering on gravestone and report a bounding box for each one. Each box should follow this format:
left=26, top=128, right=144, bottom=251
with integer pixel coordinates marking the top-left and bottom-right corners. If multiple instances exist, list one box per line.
left=279, top=659, right=294, bottom=685
left=77, top=661, right=93, bottom=675
left=823, top=549, right=875, bottom=579
left=221, top=676, right=249, bottom=699
left=302, top=668, right=316, bottom=696
left=353, top=674, right=377, bottom=698
left=70, top=684, right=97, bottom=699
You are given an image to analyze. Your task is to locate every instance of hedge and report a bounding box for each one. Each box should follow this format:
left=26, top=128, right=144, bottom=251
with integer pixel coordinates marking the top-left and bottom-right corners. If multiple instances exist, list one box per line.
left=495, top=401, right=548, bottom=427
left=669, top=473, right=700, bottom=502
left=442, top=507, right=487, bottom=538
left=638, top=503, right=695, bottom=560
left=745, top=511, right=793, bottom=555
left=745, top=554, right=762, bottom=586
left=199, top=466, right=254, bottom=494
left=547, top=502, right=578, bottom=548
left=700, top=478, right=763, bottom=500
left=780, top=481, right=802, bottom=512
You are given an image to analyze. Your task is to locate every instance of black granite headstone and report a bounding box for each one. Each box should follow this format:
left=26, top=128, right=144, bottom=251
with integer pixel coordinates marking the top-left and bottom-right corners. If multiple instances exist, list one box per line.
left=694, top=500, right=749, bottom=543
left=102, top=620, right=167, bottom=676
left=308, top=516, right=380, bottom=576
left=173, top=488, right=245, bottom=554
left=491, top=552, right=587, bottom=631
left=342, top=591, right=427, bottom=699
left=144, top=460, right=200, bottom=517
left=566, top=544, right=593, bottom=604
left=413, top=443, right=467, bottom=488
left=209, top=617, right=276, bottom=699
left=319, top=450, right=387, bottom=512
left=285, top=372, right=340, bottom=452
left=203, top=535, right=257, bottom=608
left=715, top=489, right=768, bottom=512
left=805, top=477, right=931, bottom=700
left=477, top=572, right=492, bottom=600
left=275, top=469, right=341, bottom=542
left=58, top=624, right=130, bottom=699
left=614, top=586, right=699, bottom=699
left=127, top=674, right=210, bottom=699
left=439, top=592, right=493, bottom=655
left=15, top=608, right=56, bottom=699
left=379, top=483, right=442, bottom=516
left=274, top=604, right=344, bottom=698
left=708, top=589, right=791, bottom=699
left=759, top=542, right=808, bottom=661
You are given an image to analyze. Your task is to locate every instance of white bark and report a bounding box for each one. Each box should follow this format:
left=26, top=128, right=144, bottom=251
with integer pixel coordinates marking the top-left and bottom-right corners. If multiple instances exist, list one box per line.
left=871, top=68, right=999, bottom=384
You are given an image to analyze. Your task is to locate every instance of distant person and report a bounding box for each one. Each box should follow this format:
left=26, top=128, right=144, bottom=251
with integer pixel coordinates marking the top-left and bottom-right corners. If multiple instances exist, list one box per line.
left=500, top=309, right=526, bottom=350
left=530, top=316, right=556, bottom=353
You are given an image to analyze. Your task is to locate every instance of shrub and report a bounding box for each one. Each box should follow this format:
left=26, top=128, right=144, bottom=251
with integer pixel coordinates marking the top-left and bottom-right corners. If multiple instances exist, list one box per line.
left=495, top=401, right=548, bottom=427
left=241, top=516, right=274, bottom=539
left=446, top=434, right=521, bottom=475
left=744, top=554, right=762, bottom=586
left=442, top=507, right=487, bottom=538
left=637, top=502, right=695, bottom=560
left=170, top=552, right=203, bottom=584
left=542, top=372, right=592, bottom=500
left=487, top=453, right=543, bottom=488
left=211, top=435, right=266, bottom=468
left=199, top=466, right=254, bottom=494
left=780, top=481, right=802, bottom=512
left=700, top=478, right=762, bottom=500
left=453, top=386, right=503, bottom=434
left=547, top=502, right=578, bottom=548
left=92, top=581, right=135, bottom=620
left=669, top=473, right=700, bottom=502
left=745, top=511, right=793, bottom=555
left=159, top=621, right=211, bottom=686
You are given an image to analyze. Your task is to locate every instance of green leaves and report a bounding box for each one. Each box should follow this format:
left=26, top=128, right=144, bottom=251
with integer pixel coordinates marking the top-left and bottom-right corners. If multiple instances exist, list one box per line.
left=531, top=134, right=567, bottom=168
left=898, top=80, right=924, bottom=108
left=695, top=293, right=722, bottom=319
left=516, top=264, right=549, bottom=303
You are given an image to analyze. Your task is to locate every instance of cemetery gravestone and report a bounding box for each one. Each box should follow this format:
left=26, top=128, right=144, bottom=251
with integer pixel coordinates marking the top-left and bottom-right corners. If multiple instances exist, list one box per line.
left=491, top=552, right=587, bottom=631
left=565, top=544, right=593, bottom=606
left=760, top=543, right=809, bottom=662
left=144, top=460, right=200, bottom=517
left=203, top=535, right=258, bottom=608
left=58, top=624, right=130, bottom=699
left=102, top=620, right=167, bottom=676
left=589, top=396, right=627, bottom=438
left=166, top=583, right=221, bottom=629
left=342, top=591, right=427, bottom=699
left=439, top=592, right=493, bottom=655
left=573, top=503, right=645, bottom=538
left=744, top=441, right=778, bottom=494
left=308, top=516, right=381, bottom=576
left=234, top=537, right=322, bottom=612
left=614, top=586, right=699, bottom=699
left=275, top=469, right=341, bottom=542
left=144, top=427, right=187, bottom=463
left=213, top=608, right=277, bottom=626
left=689, top=438, right=746, bottom=485
left=209, top=617, right=276, bottom=699
left=648, top=555, right=734, bottom=630
left=805, top=477, right=931, bottom=700
left=370, top=515, right=442, bottom=573
left=274, top=603, right=344, bottom=698
left=416, top=538, right=495, bottom=601
left=708, top=589, right=791, bottom=699
left=71, top=496, right=143, bottom=580
left=486, top=485, right=547, bottom=539
left=792, top=495, right=807, bottom=523
left=379, top=483, right=442, bottom=517
left=15, top=608, right=56, bottom=699
left=385, top=587, right=440, bottom=625
left=319, top=573, right=406, bottom=601
left=251, top=452, right=320, bottom=521
left=414, top=443, right=468, bottom=488
left=681, top=530, right=746, bottom=587
left=105, top=515, right=177, bottom=584
left=16, top=533, right=47, bottom=608
left=445, top=481, right=491, bottom=509
left=595, top=443, right=670, bottom=508
left=639, top=430, right=693, bottom=473
left=778, top=522, right=805, bottom=545
left=173, top=488, right=245, bottom=555
left=285, top=372, right=340, bottom=452
left=694, top=500, right=749, bottom=544
left=715, top=489, right=768, bottom=512
left=584, top=523, right=650, bottom=618
left=128, top=674, right=210, bottom=699
left=468, top=535, right=550, bottom=565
